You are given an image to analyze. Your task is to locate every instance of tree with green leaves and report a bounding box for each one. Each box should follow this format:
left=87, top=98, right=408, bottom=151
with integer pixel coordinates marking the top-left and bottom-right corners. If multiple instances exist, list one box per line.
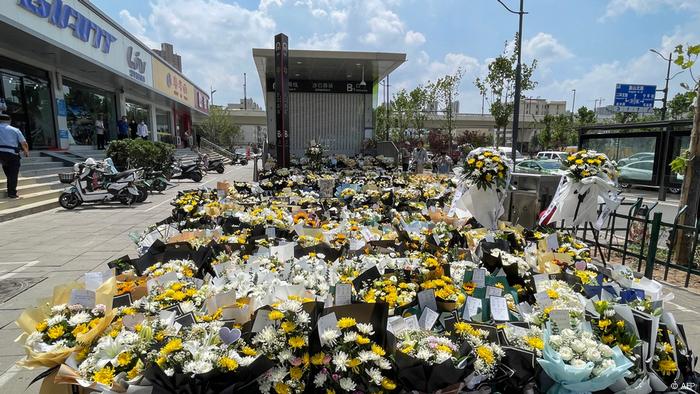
left=537, top=114, right=576, bottom=150
left=194, top=106, right=240, bottom=147
left=409, top=85, right=432, bottom=139
left=391, top=89, right=412, bottom=141
left=577, top=106, right=596, bottom=125
left=374, top=104, right=390, bottom=141
left=668, top=92, right=695, bottom=120
left=475, top=34, right=538, bottom=146
left=671, top=43, right=700, bottom=264
left=428, top=69, right=464, bottom=152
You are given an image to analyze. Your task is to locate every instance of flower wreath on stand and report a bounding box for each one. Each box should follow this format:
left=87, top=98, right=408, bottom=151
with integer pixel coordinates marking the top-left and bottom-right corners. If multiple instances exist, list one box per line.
left=449, top=147, right=511, bottom=230
left=305, top=141, right=324, bottom=169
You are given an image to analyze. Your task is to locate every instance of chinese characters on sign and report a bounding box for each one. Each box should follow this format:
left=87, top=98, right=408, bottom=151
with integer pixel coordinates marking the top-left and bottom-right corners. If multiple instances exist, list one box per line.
left=267, top=79, right=372, bottom=94
left=613, top=84, right=657, bottom=113
left=274, top=33, right=290, bottom=168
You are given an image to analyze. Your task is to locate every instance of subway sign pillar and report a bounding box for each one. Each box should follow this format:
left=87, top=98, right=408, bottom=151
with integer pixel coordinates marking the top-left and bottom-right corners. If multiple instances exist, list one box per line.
left=274, top=33, right=290, bottom=167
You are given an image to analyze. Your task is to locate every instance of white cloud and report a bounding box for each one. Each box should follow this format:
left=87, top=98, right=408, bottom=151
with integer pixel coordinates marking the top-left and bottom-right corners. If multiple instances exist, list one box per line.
left=330, top=9, right=348, bottom=25
left=133, top=0, right=276, bottom=107
left=361, top=9, right=405, bottom=45
left=523, top=32, right=573, bottom=65
left=600, top=0, right=700, bottom=21
left=298, top=32, right=347, bottom=50
left=118, top=10, right=157, bottom=48
left=311, top=8, right=327, bottom=18
left=259, top=0, right=286, bottom=12
left=404, top=30, right=426, bottom=46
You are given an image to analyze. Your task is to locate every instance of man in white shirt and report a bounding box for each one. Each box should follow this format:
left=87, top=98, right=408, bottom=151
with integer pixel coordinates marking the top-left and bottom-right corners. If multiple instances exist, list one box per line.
left=0, top=114, right=30, bottom=198
left=137, top=121, right=149, bottom=140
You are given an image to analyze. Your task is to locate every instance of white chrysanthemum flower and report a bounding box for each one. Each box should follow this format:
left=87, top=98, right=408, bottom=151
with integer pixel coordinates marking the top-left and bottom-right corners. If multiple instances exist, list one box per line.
left=598, top=344, right=614, bottom=358
left=164, top=368, right=175, bottom=376
left=375, top=357, right=392, bottom=370
left=278, top=349, right=293, bottom=362
left=416, top=348, right=432, bottom=361
left=339, top=377, right=356, bottom=392
left=321, top=329, right=340, bottom=347
left=333, top=351, right=349, bottom=372
left=296, top=311, right=311, bottom=324
left=313, top=372, right=328, bottom=387
left=356, top=323, right=374, bottom=335
left=67, top=311, right=91, bottom=326
left=571, top=340, right=587, bottom=354
left=47, top=314, right=66, bottom=326
left=366, top=367, right=383, bottom=385
left=343, top=331, right=358, bottom=343
left=51, top=304, right=67, bottom=314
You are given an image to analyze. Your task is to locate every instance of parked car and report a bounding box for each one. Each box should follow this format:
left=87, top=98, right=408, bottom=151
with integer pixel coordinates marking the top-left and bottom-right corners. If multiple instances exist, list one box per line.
left=494, top=147, right=526, bottom=163
left=618, top=160, right=681, bottom=194
left=617, top=152, right=654, bottom=167
left=536, top=151, right=568, bottom=162
left=514, top=159, right=566, bottom=175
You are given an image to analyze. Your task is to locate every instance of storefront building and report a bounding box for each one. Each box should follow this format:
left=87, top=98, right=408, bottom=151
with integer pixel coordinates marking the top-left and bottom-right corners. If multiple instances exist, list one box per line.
left=0, top=0, right=209, bottom=150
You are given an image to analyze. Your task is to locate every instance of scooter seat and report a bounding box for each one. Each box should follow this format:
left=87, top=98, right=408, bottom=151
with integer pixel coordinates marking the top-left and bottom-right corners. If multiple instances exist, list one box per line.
left=106, top=169, right=137, bottom=179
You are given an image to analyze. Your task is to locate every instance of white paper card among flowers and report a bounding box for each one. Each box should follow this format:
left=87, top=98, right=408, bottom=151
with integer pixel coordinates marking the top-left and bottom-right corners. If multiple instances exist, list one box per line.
left=473, top=268, right=487, bottom=288
left=486, top=286, right=503, bottom=299
left=404, top=315, right=420, bottom=331
left=334, top=283, right=352, bottom=306
left=489, top=296, right=509, bottom=322
left=252, top=309, right=275, bottom=333
left=549, top=309, right=571, bottom=333
left=417, top=289, right=438, bottom=312
left=464, top=296, right=482, bottom=321
left=317, top=312, right=339, bottom=346
left=69, top=289, right=96, bottom=308
left=318, top=178, right=335, bottom=198
left=419, top=307, right=439, bottom=330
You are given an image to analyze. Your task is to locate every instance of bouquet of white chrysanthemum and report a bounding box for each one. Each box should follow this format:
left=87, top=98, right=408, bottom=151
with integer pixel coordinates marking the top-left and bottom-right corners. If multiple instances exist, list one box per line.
left=563, top=150, right=617, bottom=182
left=538, top=328, right=632, bottom=394
left=527, top=280, right=585, bottom=327
left=253, top=298, right=313, bottom=394
left=141, top=280, right=206, bottom=311
left=357, top=275, right=419, bottom=314
left=142, top=259, right=196, bottom=280
left=305, top=142, right=324, bottom=166
left=453, top=322, right=505, bottom=378
left=397, top=330, right=459, bottom=364
left=312, top=318, right=397, bottom=392
left=503, top=324, right=545, bottom=357
left=21, top=303, right=111, bottom=368
left=287, top=254, right=331, bottom=296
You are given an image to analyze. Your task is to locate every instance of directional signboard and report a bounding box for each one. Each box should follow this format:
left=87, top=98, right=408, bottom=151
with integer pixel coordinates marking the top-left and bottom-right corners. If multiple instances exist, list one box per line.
left=613, top=84, right=656, bottom=113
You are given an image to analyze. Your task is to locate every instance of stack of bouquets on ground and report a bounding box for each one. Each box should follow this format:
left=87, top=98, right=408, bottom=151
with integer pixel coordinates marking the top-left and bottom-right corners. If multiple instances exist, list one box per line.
left=15, top=148, right=700, bottom=393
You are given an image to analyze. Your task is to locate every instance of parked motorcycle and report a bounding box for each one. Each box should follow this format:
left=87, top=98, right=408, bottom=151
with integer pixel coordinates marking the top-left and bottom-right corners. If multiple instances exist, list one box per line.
left=200, top=153, right=226, bottom=174
left=58, top=158, right=141, bottom=209
left=232, top=154, right=248, bottom=166
left=170, top=157, right=204, bottom=182
left=143, top=169, right=174, bottom=193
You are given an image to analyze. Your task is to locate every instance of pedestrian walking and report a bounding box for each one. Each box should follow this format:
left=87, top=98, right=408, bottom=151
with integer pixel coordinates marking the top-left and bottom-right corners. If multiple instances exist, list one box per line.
left=400, top=144, right=410, bottom=172
left=137, top=120, right=149, bottom=140
left=412, top=141, right=427, bottom=174
left=0, top=114, right=29, bottom=199
left=117, top=116, right=129, bottom=140
left=95, top=115, right=105, bottom=149
left=129, top=119, right=138, bottom=139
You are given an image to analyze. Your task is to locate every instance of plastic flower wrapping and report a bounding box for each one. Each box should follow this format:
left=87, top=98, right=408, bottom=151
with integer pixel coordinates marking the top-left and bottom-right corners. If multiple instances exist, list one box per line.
left=15, top=159, right=700, bottom=394
left=540, top=150, right=621, bottom=229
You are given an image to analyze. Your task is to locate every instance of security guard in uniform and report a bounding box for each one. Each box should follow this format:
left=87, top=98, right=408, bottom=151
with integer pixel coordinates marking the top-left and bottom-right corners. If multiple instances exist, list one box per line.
left=0, top=114, right=30, bottom=198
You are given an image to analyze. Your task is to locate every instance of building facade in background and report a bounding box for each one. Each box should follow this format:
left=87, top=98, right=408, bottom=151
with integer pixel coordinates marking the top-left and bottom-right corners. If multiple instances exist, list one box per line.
left=0, top=0, right=208, bottom=149
left=519, top=98, right=567, bottom=116
left=226, top=98, right=262, bottom=111
left=153, top=43, right=182, bottom=73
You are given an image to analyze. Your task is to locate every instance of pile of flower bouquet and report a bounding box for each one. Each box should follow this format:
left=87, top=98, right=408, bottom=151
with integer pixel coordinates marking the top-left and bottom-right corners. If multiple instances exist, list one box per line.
left=15, top=157, right=699, bottom=394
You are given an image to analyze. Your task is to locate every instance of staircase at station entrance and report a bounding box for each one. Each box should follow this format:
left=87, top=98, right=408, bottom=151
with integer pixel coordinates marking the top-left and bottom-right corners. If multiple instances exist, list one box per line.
left=0, top=146, right=230, bottom=222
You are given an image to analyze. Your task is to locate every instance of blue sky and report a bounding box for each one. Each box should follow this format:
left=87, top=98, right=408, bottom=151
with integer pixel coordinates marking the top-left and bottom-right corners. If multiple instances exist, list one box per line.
left=94, top=0, right=699, bottom=113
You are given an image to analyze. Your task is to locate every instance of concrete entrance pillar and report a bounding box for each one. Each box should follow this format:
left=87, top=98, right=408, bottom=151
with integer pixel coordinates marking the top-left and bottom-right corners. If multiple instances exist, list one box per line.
left=51, top=71, right=70, bottom=150
left=148, top=105, right=157, bottom=142
left=116, top=90, right=127, bottom=118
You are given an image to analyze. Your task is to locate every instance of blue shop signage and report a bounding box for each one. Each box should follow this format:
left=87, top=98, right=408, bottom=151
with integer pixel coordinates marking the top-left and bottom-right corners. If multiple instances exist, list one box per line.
left=17, top=0, right=117, bottom=54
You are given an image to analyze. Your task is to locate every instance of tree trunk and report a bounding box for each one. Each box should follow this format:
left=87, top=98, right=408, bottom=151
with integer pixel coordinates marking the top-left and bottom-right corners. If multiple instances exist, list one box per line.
left=676, top=82, right=700, bottom=264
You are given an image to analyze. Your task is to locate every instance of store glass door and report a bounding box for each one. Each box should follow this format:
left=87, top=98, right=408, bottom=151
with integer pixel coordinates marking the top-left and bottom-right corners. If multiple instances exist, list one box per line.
left=0, top=69, right=54, bottom=149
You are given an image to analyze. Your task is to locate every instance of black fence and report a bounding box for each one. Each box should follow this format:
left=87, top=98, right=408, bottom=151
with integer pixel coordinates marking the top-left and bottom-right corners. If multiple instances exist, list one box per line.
left=567, top=197, right=700, bottom=287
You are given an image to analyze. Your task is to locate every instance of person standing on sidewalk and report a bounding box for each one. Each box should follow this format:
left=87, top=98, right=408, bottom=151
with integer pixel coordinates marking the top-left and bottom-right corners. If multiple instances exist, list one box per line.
left=95, top=114, right=105, bottom=149
left=412, top=141, right=427, bottom=174
left=137, top=120, right=149, bottom=140
left=117, top=116, right=129, bottom=140
left=0, top=114, right=29, bottom=199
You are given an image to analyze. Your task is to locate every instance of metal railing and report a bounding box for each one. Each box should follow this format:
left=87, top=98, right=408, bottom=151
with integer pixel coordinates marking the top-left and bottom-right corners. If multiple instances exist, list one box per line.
left=199, top=137, right=237, bottom=163
left=566, top=199, right=700, bottom=287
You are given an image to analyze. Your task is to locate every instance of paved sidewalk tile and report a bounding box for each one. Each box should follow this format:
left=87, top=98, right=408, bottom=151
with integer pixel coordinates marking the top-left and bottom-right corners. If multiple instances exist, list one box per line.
left=0, top=164, right=252, bottom=392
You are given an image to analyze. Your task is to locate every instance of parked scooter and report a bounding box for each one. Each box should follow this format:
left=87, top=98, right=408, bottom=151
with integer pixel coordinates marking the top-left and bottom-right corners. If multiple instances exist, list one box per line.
left=232, top=153, right=248, bottom=166
left=170, top=157, right=204, bottom=182
left=143, top=169, right=174, bottom=193
left=58, top=158, right=141, bottom=209
left=200, top=153, right=226, bottom=174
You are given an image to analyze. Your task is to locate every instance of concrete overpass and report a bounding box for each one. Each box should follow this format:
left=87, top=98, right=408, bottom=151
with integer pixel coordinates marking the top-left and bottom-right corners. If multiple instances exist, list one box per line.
left=227, top=110, right=544, bottom=130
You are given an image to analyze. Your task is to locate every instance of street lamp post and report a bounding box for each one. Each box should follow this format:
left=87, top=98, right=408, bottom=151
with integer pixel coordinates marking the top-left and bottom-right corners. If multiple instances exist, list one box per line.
left=210, top=87, right=217, bottom=106
left=571, top=89, right=576, bottom=120
left=650, top=49, right=678, bottom=201
left=497, top=0, right=527, bottom=221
